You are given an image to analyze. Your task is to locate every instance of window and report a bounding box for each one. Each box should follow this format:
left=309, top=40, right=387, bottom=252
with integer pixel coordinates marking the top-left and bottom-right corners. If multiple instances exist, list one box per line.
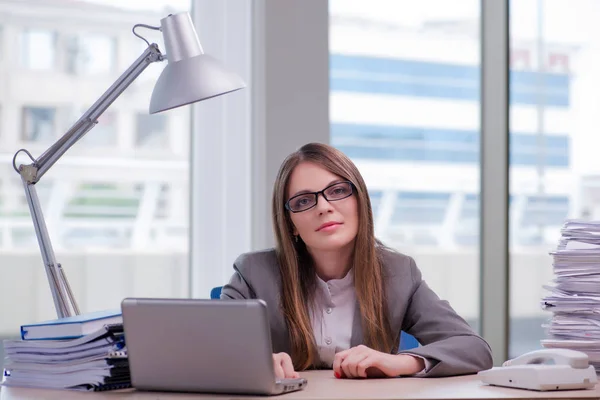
left=20, top=29, right=56, bottom=70
left=374, top=191, right=452, bottom=247
left=136, top=113, right=168, bottom=148
left=89, top=112, right=117, bottom=146
left=393, top=192, right=449, bottom=224
left=369, top=190, right=383, bottom=216
left=21, top=106, right=56, bottom=142
left=508, top=0, right=587, bottom=359
left=330, top=0, right=481, bottom=329
left=73, top=108, right=118, bottom=147
left=1, top=0, right=192, bottom=374
left=65, top=34, right=116, bottom=75
left=455, top=194, right=478, bottom=246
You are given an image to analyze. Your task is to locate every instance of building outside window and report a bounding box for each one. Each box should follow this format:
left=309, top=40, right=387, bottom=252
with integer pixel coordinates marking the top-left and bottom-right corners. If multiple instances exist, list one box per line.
left=20, top=29, right=57, bottom=70
left=329, top=0, right=591, bottom=360
left=136, top=113, right=168, bottom=149
left=65, top=33, right=116, bottom=75
left=329, top=0, right=483, bottom=334
left=77, top=110, right=118, bottom=147
left=21, top=106, right=56, bottom=142
left=0, top=0, right=192, bottom=373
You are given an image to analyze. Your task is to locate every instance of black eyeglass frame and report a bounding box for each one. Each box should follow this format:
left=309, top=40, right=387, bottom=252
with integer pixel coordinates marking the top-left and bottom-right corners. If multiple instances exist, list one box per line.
left=284, top=181, right=356, bottom=213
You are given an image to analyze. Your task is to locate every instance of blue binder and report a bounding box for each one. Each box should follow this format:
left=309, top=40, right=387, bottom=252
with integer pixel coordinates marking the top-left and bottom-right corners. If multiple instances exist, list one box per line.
left=20, top=309, right=122, bottom=341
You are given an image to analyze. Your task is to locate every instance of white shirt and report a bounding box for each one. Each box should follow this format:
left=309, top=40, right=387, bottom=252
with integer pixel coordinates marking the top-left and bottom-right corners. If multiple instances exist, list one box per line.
left=309, top=270, right=432, bottom=375
left=309, top=268, right=356, bottom=366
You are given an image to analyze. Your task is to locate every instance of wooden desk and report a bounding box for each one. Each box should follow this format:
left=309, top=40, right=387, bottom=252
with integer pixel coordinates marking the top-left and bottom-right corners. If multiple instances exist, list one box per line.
left=2, top=370, right=600, bottom=400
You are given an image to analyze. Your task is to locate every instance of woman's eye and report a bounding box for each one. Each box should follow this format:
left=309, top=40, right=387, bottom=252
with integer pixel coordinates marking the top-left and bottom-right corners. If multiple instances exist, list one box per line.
left=294, top=197, right=310, bottom=207
left=329, top=186, right=348, bottom=196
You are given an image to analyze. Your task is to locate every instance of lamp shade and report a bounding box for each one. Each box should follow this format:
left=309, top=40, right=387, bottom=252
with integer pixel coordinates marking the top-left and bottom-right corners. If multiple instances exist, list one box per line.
left=149, top=12, right=246, bottom=114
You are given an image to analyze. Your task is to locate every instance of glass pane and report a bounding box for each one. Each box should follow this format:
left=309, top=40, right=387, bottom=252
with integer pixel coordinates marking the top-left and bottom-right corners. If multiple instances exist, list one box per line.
left=78, top=110, right=118, bottom=147
left=21, top=106, right=56, bottom=142
left=329, top=0, right=481, bottom=332
left=20, top=29, right=56, bottom=70
left=65, top=34, right=116, bottom=75
left=509, top=0, right=580, bottom=358
left=136, top=113, right=168, bottom=148
left=0, top=0, right=191, bottom=370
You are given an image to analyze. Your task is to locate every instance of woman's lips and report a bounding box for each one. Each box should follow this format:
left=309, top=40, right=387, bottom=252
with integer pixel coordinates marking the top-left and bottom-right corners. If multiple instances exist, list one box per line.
left=317, top=222, right=342, bottom=232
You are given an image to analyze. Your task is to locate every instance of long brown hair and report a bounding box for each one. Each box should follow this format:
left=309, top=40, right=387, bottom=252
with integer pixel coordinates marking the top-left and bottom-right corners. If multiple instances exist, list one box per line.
left=272, top=142, right=394, bottom=370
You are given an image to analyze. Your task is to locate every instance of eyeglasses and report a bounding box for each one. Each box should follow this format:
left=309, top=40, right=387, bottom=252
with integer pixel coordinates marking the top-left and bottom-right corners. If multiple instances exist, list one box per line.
left=285, top=181, right=355, bottom=213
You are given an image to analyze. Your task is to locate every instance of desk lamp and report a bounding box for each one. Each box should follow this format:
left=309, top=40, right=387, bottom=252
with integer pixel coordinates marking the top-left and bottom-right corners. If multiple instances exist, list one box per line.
left=11, top=12, right=245, bottom=319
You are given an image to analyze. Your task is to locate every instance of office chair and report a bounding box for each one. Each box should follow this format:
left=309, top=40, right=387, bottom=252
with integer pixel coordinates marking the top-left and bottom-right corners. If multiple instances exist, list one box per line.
left=210, top=286, right=222, bottom=300
left=210, top=286, right=419, bottom=351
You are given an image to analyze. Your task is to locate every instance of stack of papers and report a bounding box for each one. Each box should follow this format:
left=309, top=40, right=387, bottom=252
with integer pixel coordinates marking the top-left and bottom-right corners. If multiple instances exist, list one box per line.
left=541, top=219, right=600, bottom=370
left=1, top=324, right=130, bottom=391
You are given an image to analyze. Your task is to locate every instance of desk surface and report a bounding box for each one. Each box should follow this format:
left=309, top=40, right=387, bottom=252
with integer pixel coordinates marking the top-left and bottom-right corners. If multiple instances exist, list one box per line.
left=2, top=370, right=600, bottom=400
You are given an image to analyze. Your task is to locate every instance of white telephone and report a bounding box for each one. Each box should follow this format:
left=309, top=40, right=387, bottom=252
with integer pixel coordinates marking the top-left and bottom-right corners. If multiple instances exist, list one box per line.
left=478, top=349, right=597, bottom=391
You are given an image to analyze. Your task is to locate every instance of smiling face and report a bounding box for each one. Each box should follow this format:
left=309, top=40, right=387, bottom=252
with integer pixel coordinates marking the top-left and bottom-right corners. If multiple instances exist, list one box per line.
left=286, top=161, right=359, bottom=252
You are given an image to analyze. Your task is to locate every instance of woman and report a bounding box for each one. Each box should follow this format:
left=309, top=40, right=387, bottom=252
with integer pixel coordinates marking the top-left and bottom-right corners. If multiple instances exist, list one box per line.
left=221, top=143, right=492, bottom=379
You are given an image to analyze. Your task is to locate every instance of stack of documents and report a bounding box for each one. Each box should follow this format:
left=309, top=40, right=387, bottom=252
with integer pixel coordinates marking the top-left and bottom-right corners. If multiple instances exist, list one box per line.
left=541, top=220, right=600, bottom=370
left=1, top=324, right=130, bottom=391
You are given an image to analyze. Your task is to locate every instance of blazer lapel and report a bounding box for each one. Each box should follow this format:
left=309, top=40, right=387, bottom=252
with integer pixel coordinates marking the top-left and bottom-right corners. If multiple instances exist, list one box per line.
left=349, top=271, right=405, bottom=351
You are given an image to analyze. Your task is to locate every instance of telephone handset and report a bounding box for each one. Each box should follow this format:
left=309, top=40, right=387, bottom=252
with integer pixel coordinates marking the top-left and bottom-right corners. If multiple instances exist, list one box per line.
left=502, top=348, right=590, bottom=369
left=478, top=348, right=597, bottom=391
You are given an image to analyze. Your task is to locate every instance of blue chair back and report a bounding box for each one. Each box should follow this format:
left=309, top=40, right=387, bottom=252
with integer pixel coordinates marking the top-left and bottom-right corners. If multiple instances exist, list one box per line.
left=399, top=331, right=419, bottom=351
left=210, top=286, right=222, bottom=299
left=210, top=286, right=418, bottom=350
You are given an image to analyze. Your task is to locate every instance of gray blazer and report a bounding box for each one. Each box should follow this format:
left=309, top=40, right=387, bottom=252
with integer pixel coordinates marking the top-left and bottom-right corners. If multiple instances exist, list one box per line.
left=221, top=247, right=493, bottom=377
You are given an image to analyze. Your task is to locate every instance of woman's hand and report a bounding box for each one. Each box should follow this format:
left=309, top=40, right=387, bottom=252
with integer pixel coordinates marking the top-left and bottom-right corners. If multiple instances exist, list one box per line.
left=273, top=352, right=300, bottom=379
left=332, top=345, right=425, bottom=379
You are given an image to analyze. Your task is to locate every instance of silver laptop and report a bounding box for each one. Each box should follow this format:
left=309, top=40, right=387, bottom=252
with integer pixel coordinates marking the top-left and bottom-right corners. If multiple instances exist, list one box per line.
left=121, top=297, right=307, bottom=395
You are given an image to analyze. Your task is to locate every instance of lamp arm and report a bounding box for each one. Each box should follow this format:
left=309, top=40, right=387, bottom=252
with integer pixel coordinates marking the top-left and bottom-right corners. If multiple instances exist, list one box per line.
left=33, top=44, right=164, bottom=181
left=13, top=43, right=164, bottom=319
